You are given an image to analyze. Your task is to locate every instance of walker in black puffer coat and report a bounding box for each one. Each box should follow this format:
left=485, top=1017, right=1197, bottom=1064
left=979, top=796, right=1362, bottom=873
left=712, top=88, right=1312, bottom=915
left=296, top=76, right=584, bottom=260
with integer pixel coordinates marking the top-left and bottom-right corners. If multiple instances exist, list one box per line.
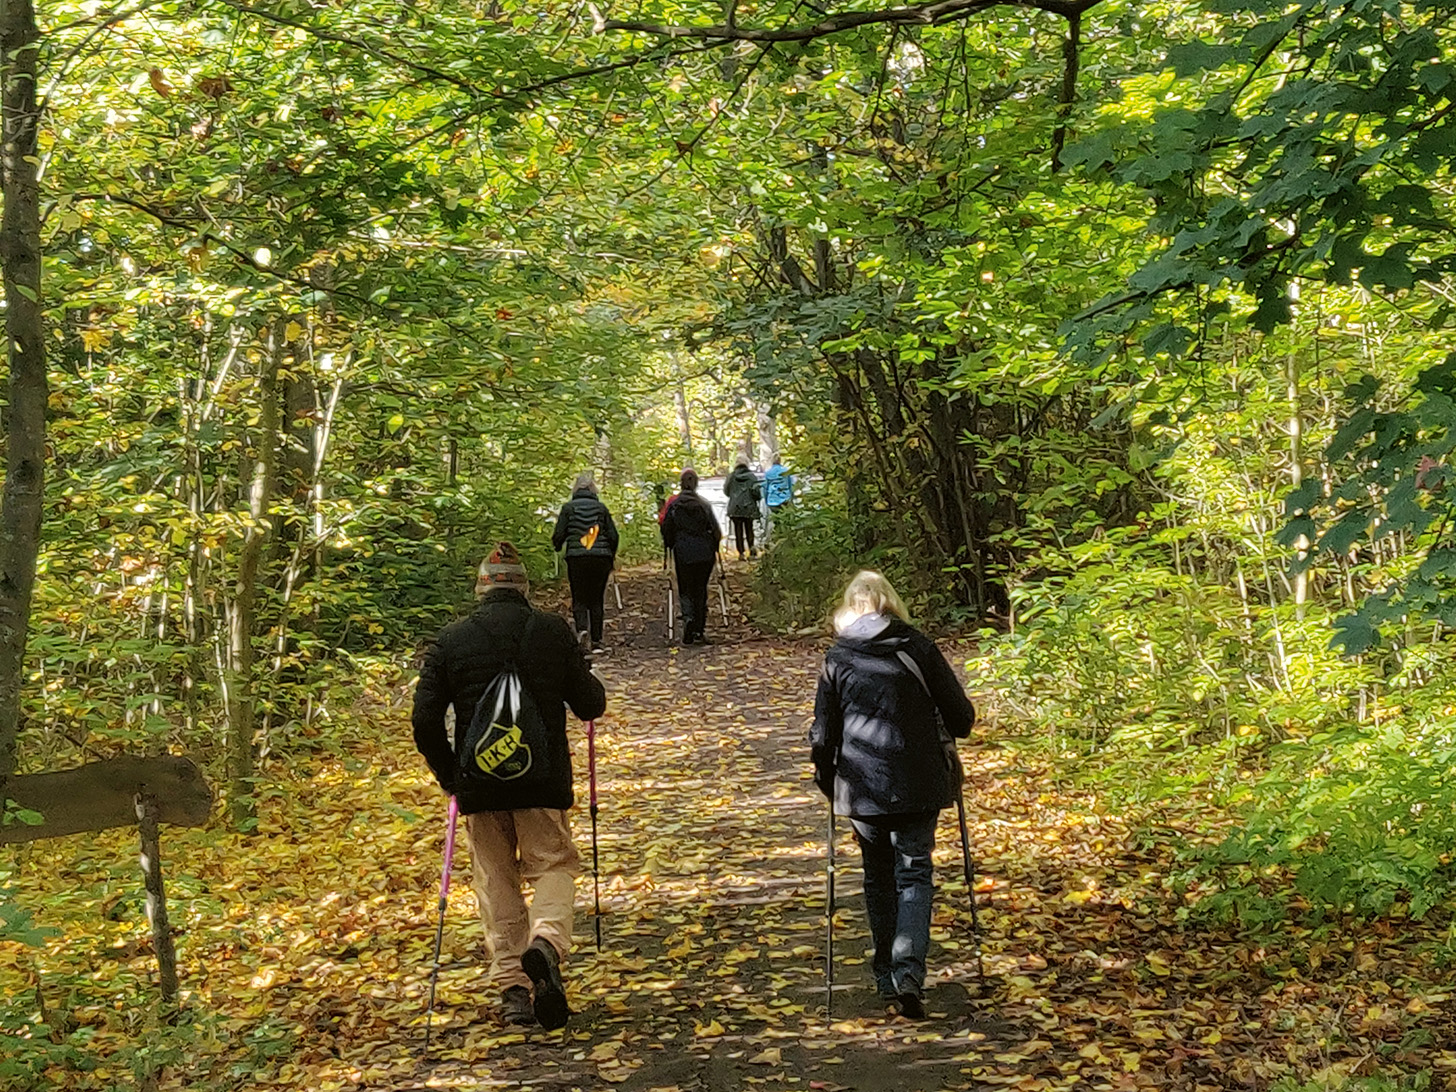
left=552, top=489, right=619, bottom=560
left=809, top=613, right=975, bottom=819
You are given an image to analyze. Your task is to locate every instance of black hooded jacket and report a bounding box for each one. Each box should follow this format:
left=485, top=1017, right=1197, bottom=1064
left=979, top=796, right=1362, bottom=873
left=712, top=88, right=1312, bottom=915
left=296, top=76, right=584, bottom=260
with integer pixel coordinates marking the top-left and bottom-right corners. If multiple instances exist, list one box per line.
left=412, top=589, right=606, bottom=813
left=723, top=466, right=762, bottom=519
left=552, top=489, right=619, bottom=561
left=660, top=488, right=722, bottom=565
left=810, top=613, right=975, bottom=818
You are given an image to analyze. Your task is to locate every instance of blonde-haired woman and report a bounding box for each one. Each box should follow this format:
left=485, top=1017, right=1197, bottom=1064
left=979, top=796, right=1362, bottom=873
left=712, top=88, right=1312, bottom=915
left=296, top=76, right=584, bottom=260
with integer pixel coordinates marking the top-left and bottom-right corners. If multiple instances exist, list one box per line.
left=810, top=570, right=975, bottom=1019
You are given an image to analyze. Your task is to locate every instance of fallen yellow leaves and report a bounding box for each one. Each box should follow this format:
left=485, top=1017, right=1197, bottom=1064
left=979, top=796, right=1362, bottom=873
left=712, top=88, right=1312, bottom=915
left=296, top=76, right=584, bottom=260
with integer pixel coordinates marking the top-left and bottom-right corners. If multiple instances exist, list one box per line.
left=3, top=594, right=1450, bottom=1092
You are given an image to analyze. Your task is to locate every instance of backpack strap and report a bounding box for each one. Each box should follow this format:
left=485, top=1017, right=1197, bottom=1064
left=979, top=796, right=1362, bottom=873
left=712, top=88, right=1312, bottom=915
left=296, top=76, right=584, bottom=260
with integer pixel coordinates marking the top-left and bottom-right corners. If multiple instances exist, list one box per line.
left=897, top=649, right=961, bottom=775
left=896, top=649, right=931, bottom=698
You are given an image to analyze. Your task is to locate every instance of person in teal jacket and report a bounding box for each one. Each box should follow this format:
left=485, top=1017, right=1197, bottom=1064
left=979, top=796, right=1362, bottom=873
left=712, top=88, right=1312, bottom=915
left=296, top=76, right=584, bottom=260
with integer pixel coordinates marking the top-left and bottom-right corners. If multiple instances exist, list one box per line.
left=764, top=457, right=794, bottom=510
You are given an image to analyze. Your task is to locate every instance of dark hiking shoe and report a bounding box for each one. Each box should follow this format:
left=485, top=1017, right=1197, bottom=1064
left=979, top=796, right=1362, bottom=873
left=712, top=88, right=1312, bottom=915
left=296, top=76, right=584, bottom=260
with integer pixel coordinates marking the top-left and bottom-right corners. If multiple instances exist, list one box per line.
left=894, top=993, right=926, bottom=1020
left=522, top=938, right=570, bottom=1031
left=592, top=643, right=607, bottom=657
left=500, top=985, right=535, bottom=1026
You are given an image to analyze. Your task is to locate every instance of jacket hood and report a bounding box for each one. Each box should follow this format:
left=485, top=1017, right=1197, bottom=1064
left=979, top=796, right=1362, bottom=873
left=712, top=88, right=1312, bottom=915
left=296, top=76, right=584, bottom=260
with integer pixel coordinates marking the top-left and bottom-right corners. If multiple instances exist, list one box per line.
left=571, top=487, right=597, bottom=499
left=729, top=465, right=756, bottom=479
left=835, top=612, right=913, bottom=654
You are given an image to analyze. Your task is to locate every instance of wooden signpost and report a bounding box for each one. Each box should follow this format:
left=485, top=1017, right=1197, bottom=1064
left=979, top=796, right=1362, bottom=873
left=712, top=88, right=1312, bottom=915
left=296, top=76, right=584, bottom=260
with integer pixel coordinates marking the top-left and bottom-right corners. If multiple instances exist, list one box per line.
left=3, top=755, right=213, bottom=1002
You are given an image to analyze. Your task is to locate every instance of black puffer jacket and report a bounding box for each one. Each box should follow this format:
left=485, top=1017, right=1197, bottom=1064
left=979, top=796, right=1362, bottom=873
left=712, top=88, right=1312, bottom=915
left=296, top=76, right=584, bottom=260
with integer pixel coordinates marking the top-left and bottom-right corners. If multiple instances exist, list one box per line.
left=810, top=613, right=975, bottom=818
left=723, top=466, right=762, bottom=519
left=660, top=489, right=722, bottom=564
left=412, top=589, right=606, bottom=813
left=552, top=490, right=619, bottom=560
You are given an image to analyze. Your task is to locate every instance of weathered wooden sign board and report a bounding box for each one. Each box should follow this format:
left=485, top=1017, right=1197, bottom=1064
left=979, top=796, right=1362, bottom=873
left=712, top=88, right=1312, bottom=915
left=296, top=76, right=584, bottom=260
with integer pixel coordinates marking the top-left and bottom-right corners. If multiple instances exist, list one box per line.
left=2, top=755, right=214, bottom=1002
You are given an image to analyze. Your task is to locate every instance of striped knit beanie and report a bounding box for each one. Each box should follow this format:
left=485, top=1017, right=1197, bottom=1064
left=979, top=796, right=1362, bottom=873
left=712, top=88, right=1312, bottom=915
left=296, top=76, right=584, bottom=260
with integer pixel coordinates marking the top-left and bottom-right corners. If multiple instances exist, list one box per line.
left=476, top=541, right=529, bottom=594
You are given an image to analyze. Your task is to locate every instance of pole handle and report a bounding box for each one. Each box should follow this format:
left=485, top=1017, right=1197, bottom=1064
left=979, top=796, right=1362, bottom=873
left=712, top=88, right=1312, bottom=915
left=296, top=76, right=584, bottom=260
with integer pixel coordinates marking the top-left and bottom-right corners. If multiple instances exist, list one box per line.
left=439, top=796, right=459, bottom=900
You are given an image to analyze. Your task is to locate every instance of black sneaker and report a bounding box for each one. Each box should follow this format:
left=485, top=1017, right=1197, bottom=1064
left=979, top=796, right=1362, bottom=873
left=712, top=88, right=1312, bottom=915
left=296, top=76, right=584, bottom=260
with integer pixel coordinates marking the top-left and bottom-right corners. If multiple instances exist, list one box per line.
left=592, top=643, right=607, bottom=657
left=500, top=985, right=535, bottom=1026
left=522, top=938, right=570, bottom=1030
left=895, top=993, right=926, bottom=1020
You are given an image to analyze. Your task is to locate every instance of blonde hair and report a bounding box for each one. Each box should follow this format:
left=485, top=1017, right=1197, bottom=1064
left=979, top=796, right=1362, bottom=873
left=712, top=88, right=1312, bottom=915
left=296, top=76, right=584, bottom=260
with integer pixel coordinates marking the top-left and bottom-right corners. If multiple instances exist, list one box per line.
left=833, top=570, right=909, bottom=634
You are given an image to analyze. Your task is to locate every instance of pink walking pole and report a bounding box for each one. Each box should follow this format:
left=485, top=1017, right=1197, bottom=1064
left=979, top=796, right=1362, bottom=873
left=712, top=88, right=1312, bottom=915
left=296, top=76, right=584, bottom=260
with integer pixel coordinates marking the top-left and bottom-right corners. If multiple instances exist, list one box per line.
left=587, top=719, right=602, bottom=950
left=424, top=795, right=459, bottom=1054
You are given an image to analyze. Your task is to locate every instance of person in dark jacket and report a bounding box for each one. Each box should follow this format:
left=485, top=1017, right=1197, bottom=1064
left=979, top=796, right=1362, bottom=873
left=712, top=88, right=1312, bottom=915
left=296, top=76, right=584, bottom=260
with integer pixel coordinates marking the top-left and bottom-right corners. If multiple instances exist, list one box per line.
left=551, top=473, right=619, bottom=654
left=722, top=456, right=762, bottom=560
left=659, top=467, right=722, bottom=645
left=412, top=542, right=606, bottom=1030
left=809, top=570, right=975, bottom=1019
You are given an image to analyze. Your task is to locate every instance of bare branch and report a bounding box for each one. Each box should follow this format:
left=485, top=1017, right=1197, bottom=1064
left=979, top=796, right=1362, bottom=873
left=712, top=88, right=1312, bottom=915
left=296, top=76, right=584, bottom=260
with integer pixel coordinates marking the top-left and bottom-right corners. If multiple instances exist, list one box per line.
left=602, top=0, right=1103, bottom=44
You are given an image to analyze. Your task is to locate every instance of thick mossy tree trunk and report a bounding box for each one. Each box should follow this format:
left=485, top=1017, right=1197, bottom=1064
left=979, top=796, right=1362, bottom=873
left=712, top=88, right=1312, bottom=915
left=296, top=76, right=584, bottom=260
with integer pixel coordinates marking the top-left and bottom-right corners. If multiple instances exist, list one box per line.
left=0, top=0, right=45, bottom=783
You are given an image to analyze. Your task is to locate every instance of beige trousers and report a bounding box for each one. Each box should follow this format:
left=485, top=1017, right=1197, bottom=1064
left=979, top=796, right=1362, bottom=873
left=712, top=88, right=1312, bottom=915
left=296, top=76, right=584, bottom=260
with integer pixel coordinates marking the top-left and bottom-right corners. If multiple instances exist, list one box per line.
left=464, top=808, right=579, bottom=989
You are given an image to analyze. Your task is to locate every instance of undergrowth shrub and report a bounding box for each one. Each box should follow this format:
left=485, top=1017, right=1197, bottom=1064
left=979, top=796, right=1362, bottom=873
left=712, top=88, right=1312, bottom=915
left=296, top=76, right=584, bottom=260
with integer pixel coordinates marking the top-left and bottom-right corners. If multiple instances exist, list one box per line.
left=974, top=523, right=1456, bottom=919
left=751, top=500, right=860, bottom=630
left=750, top=491, right=942, bottom=631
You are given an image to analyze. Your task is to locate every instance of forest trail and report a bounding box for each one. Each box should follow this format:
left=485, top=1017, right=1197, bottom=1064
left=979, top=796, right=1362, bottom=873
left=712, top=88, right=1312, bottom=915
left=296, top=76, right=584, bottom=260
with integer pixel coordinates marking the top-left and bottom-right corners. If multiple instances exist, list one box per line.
left=11, top=563, right=1451, bottom=1091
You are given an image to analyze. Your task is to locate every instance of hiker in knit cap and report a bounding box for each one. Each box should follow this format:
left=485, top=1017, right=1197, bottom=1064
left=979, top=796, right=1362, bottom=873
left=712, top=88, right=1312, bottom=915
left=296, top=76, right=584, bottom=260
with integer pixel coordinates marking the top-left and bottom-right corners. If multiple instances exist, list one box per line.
left=412, top=541, right=605, bottom=1030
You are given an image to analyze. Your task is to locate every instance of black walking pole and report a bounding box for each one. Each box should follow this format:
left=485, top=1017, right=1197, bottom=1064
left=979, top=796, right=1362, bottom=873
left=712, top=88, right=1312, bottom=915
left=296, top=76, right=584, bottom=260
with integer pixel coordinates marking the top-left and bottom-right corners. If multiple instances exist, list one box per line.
left=825, top=797, right=836, bottom=1019
left=424, top=795, right=460, bottom=1055
left=587, top=718, right=602, bottom=949
left=954, top=786, right=984, bottom=982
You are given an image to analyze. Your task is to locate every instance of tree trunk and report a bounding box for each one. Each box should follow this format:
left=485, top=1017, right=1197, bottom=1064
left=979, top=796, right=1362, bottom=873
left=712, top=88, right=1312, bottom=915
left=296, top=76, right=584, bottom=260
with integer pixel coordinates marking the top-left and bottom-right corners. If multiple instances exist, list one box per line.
left=1287, top=293, right=1308, bottom=620
left=225, top=324, right=281, bottom=830
left=0, top=0, right=44, bottom=782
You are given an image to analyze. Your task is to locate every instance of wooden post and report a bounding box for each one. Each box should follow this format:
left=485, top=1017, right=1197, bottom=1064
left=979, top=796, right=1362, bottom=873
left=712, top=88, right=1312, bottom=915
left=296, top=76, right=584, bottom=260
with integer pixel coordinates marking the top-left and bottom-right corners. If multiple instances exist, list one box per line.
left=135, top=792, right=179, bottom=1002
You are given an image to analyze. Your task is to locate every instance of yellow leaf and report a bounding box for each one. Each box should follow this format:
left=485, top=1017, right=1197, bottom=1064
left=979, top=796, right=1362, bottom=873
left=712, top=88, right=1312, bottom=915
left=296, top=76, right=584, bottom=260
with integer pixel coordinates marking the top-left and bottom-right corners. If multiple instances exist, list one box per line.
left=1145, top=954, right=1171, bottom=976
left=284, top=320, right=306, bottom=342
left=748, top=1048, right=782, bottom=1065
left=694, top=1018, right=726, bottom=1038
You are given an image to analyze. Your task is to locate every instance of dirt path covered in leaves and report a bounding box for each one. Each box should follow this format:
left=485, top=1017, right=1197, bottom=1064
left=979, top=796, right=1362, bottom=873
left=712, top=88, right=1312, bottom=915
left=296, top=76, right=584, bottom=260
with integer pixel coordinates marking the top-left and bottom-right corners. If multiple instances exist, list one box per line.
left=9, top=563, right=1455, bottom=1091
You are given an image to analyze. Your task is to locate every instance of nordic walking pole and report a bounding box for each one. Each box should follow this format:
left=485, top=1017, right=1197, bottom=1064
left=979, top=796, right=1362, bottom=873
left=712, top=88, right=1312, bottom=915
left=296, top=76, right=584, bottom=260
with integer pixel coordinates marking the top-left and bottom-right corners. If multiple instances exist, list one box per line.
left=954, top=784, right=984, bottom=982
left=715, top=550, right=730, bottom=623
left=825, top=797, right=836, bottom=1020
left=424, top=794, right=460, bottom=1055
left=587, top=718, right=602, bottom=950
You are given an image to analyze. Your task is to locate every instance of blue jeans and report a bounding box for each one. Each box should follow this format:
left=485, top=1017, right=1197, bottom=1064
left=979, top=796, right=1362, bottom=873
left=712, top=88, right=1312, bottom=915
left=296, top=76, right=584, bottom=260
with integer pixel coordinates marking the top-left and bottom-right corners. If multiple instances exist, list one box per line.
left=851, top=812, right=937, bottom=998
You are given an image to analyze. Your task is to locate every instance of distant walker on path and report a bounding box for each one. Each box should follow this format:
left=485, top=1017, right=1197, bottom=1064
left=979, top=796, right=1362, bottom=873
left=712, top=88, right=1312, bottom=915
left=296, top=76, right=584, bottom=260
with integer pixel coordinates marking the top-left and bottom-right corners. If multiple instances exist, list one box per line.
left=552, top=473, right=619, bottom=655
left=809, top=570, right=975, bottom=1020
left=411, top=542, right=606, bottom=1029
left=762, top=455, right=794, bottom=545
left=723, top=455, right=762, bottom=560
left=660, top=467, right=723, bottom=645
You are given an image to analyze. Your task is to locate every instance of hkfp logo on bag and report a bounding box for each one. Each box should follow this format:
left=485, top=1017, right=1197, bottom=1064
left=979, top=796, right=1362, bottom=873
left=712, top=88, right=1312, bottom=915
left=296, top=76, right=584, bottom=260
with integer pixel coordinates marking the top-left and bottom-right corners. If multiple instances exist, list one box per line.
left=468, top=672, right=534, bottom=781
